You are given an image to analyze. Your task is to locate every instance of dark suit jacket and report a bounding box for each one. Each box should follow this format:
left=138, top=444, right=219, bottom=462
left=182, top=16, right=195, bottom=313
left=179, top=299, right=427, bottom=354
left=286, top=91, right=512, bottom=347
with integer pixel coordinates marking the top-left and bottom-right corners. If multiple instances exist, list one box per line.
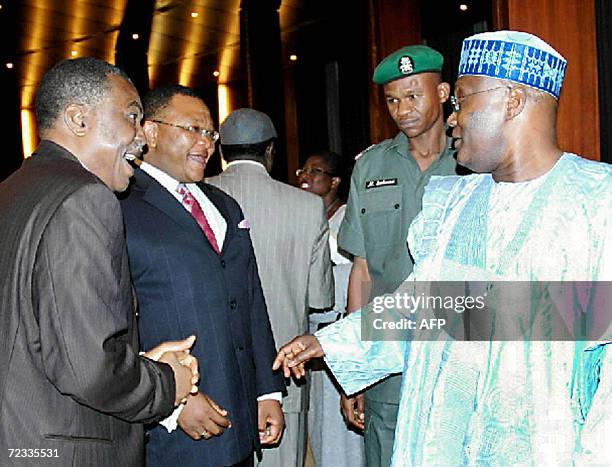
left=0, top=141, right=176, bottom=466
left=208, top=163, right=334, bottom=415
left=120, top=168, right=285, bottom=467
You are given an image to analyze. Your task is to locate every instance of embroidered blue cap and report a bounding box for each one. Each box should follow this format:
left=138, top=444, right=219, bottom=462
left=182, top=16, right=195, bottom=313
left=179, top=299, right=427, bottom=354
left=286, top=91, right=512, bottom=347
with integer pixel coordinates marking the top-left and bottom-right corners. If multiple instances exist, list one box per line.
left=458, top=30, right=567, bottom=99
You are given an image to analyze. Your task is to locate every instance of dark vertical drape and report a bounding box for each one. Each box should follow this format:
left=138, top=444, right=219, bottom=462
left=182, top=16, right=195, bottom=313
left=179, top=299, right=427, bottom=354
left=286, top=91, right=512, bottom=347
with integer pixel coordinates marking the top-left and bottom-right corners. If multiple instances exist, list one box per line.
left=115, top=0, right=155, bottom=96
left=291, top=0, right=370, bottom=169
left=0, top=0, right=24, bottom=182
left=240, top=0, right=287, bottom=181
left=596, top=0, right=611, bottom=163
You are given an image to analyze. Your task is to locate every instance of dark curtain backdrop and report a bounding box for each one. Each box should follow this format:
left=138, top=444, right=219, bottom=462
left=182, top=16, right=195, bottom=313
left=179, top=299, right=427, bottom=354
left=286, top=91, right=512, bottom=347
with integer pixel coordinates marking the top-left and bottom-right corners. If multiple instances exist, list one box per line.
left=596, top=0, right=611, bottom=163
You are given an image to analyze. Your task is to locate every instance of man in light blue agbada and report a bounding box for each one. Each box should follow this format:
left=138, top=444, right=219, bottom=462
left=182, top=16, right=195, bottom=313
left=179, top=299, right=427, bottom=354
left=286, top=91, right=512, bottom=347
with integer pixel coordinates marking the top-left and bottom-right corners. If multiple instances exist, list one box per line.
left=273, top=31, right=612, bottom=465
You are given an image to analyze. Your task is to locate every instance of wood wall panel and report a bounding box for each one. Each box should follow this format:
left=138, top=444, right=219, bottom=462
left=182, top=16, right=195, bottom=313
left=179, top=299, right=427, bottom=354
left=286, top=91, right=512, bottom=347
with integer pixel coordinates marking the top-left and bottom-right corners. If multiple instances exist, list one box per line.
left=367, top=0, right=421, bottom=143
left=495, top=0, right=600, bottom=160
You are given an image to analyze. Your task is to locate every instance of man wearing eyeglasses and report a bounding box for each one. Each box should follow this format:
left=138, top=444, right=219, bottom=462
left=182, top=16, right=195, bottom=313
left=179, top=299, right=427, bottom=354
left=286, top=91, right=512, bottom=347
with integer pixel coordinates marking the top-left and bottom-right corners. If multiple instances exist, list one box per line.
left=273, top=31, right=612, bottom=465
left=120, top=86, right=286, bottom=467
left=335, top=45, right=461, bottom=467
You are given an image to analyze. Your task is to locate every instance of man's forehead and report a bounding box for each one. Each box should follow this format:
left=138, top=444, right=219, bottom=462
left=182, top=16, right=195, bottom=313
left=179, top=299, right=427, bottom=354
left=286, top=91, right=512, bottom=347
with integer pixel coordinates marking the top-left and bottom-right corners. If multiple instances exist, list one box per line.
left=306, top=155, right=325, bottom=165
left=108, top=74, right=141, bottom=105
left=167, top=94, right=211, bottom=120
left=455, top=75, right=492, bottom=92
left=108, top=74, right=137, bottom=95
left=384, top=73, right=438, bottom=93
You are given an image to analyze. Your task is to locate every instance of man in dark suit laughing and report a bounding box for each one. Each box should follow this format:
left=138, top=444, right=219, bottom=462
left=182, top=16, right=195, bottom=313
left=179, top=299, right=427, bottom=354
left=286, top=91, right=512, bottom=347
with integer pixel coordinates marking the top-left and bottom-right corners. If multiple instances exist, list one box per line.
left=0, top=58, right=198, bottom=467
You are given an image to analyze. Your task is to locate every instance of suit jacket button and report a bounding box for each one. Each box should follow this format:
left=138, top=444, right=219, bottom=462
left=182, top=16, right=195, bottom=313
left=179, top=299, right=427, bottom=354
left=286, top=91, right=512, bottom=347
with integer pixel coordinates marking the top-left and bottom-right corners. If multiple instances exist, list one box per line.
left=361, top=208, right=366, bottom=214
left=220, top=259, right=226, bottom=268
left=230, top=299, right=237, bottom=310
left=237, top=345, right=244, bottom=351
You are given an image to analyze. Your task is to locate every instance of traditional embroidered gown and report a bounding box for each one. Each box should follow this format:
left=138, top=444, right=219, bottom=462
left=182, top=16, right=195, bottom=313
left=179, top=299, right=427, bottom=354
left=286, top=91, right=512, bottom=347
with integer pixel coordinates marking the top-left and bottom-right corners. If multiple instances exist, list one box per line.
left=316, top=154, right=612, bottom=466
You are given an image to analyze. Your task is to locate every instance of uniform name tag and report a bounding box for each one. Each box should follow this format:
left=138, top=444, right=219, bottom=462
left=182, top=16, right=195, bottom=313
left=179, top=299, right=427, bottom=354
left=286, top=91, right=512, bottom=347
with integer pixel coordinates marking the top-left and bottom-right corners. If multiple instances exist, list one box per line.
left=365, top=178, right=398, bottom=189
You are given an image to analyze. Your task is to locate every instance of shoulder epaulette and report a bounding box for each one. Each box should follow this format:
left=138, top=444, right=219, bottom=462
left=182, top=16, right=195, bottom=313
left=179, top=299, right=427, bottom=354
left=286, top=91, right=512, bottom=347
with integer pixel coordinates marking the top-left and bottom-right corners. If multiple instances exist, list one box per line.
left=354, top=144, right=376, bottom=161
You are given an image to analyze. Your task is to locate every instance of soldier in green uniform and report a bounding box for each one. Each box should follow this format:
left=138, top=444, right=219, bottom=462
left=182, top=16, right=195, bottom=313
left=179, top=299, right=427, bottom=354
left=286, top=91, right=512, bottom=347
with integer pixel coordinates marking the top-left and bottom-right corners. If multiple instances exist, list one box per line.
left=338, top=45, right=461, bottom=467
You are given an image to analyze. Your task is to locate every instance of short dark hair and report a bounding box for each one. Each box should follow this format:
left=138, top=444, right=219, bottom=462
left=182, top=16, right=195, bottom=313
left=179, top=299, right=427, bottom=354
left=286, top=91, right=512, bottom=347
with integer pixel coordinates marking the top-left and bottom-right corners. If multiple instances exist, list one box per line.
left=35, top=57, right=129, bottom=131
left=310, top=150, right=344, bottom=177
left=220, top=139, right=274, bottom=163
left=142, top=84, right=204, bottom=120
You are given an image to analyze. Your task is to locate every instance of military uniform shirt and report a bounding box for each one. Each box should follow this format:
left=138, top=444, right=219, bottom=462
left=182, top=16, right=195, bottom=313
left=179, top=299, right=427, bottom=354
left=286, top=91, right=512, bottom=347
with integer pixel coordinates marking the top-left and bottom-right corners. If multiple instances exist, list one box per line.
left=339, top=131, right=458, bottom=295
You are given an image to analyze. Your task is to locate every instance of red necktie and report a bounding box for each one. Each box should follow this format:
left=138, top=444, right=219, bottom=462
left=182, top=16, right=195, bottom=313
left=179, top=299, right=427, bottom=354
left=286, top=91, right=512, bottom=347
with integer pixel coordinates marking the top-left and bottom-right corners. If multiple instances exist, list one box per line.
left=177, top=184, right=221, bottom=254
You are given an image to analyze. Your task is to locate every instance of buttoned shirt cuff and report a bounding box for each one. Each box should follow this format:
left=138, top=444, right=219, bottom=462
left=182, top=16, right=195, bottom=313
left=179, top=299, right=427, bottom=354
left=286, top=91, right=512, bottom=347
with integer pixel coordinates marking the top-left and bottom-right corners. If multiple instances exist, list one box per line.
left=159, top=403, right=185, bottom=433
left=257, top=392, right=283, bottom=404
left=138, top=350, right=186, bottom=433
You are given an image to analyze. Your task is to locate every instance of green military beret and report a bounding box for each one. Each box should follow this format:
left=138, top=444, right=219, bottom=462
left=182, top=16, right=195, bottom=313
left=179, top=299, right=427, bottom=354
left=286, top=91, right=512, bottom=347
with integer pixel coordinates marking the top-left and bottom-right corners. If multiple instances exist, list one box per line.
left=372, top=45, right=444, bottom=85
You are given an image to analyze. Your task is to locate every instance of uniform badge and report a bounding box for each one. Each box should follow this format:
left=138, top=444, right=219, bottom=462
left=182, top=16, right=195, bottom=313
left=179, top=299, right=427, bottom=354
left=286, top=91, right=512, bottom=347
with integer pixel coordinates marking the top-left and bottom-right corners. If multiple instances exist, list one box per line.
left=398, top=56, right=414, bottom=75
left=365, top=178, right=398, bottom=189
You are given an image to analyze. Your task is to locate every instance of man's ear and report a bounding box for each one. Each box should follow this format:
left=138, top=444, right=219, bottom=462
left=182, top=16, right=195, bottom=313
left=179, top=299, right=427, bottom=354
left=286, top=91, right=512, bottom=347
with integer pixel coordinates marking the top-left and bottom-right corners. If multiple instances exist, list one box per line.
left=219, top=146, right=228, bottom=166
left=264, top=141, right=275, bottom=172
left=506, top=86, right=527, bottom=120
left=64, top=104, right=89, bottom=136
left=143, top=120, right=158, bottom=148
left=437, top=82, right=451, bottom=104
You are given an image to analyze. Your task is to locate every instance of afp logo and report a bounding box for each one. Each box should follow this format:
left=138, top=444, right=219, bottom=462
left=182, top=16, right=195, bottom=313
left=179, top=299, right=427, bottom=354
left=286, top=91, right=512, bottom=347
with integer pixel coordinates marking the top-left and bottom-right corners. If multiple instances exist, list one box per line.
left=398, top=56, right=414, bottom=75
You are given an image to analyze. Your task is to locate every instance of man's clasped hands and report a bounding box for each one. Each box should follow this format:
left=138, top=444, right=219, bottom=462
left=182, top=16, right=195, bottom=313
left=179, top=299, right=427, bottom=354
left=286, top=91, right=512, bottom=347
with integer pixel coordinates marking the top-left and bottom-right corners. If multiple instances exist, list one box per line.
left=143, top=336, right=232, bottom=441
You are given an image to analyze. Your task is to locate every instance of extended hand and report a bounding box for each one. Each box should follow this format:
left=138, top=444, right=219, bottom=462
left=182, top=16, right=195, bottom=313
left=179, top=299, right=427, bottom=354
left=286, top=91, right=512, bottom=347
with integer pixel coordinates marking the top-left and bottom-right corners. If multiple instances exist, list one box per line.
left=145, top=336, right=200, bottom=405
left=144, top=335, right=196, bottom=361
left=272, top=334, right=323, bottom=379
left=178, top=392, right=231, bottom=440
left=145, top=336, right=199, bottom=404
left=257, top=400, right=284, bottom=445
left=340, top=393, right=365, bottom=431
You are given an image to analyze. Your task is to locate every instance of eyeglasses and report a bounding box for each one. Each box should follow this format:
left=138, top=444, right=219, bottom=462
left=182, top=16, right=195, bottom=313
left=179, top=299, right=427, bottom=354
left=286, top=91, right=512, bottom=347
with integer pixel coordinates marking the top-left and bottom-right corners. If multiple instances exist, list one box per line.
left=149, top=119, right=219, bottom=142
left=450, top=86, right=512, bottom=113
left=296, top=167, right=334, bottom=177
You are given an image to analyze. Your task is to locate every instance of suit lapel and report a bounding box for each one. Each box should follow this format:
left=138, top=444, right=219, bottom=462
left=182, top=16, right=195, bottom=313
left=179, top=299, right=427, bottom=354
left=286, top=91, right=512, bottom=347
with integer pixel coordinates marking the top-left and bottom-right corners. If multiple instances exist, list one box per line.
left=135, top=169, right=202, bottom=235
left=199, top=182, right=234, bottom=255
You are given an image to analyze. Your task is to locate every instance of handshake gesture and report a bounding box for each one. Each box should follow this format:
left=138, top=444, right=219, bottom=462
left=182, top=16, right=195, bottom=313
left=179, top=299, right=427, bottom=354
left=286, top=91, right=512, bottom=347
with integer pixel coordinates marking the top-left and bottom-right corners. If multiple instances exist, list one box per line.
left=145, top=335, right=200, bottom=406
left=273, top=334, right=365, bottom=431
left=145, top=336, right=233, bottom=442
left=272, top=334, right=324, bottom=379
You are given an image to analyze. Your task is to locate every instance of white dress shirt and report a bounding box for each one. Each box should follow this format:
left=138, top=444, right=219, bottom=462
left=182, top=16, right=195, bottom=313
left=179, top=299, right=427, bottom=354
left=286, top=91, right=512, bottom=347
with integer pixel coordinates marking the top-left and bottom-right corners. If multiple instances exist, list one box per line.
left=141, top=162, right=227, bottom=250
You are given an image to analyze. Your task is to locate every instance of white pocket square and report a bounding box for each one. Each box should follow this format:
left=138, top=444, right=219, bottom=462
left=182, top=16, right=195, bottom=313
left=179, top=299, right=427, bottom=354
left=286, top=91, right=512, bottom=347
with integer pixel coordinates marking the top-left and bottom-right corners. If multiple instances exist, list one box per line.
left=238, top=219, right=251, bottom=229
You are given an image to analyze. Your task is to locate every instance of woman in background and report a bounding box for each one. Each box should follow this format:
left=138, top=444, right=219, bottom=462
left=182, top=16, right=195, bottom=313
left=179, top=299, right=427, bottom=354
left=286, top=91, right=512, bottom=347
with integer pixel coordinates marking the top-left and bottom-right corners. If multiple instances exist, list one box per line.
left=297, top=151, right=364, bottom=467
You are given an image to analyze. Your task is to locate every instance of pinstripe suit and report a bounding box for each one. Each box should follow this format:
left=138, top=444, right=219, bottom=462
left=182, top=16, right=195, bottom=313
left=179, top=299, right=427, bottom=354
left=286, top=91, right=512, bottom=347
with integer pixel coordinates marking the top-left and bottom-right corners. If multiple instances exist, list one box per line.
left=121, top=168, right=285, bottom=466
left=208, top=161, right=334, bottom=467
left=0, top=141, right=176, bottom=466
